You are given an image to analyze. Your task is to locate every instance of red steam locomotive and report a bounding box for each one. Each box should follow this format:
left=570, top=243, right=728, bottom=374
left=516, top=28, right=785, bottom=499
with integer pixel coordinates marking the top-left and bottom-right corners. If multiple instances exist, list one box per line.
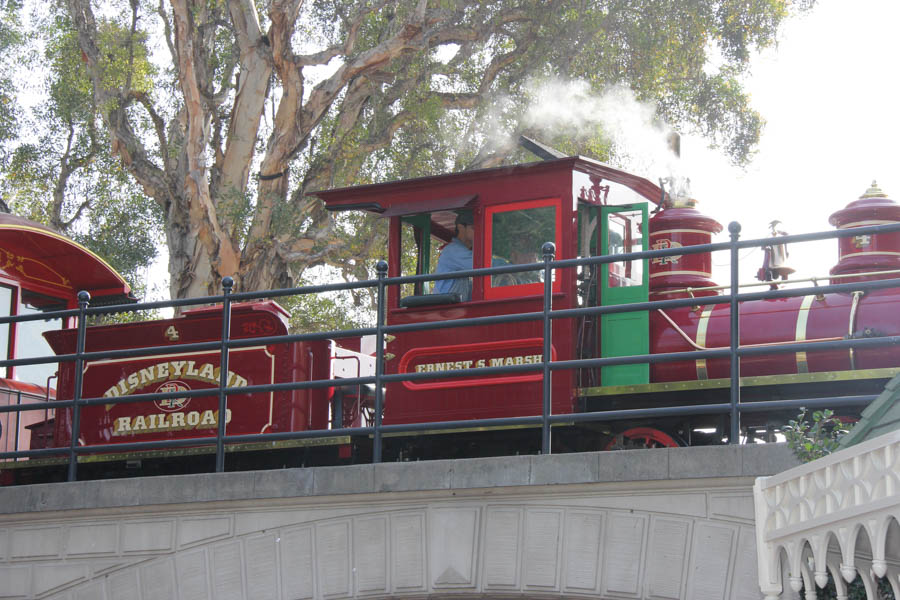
left=1, top=156, right=899, bottom=480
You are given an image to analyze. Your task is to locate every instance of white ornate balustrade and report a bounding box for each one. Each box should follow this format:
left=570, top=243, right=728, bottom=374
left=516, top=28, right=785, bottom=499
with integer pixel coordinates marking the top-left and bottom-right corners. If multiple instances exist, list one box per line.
left=754, top=429, right=900, bottom=599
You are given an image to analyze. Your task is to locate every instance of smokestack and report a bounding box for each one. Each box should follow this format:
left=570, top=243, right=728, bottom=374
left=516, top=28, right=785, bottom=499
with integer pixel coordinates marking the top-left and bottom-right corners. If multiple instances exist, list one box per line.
left=519, top=135, right=567, bottom=161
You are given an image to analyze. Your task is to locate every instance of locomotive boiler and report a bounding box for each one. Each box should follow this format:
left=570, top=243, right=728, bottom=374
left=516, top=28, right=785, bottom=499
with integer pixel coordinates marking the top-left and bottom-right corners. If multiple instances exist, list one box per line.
left=1, top=155, right=899, bottom=482
left=650, top=182, right=900, bottom=383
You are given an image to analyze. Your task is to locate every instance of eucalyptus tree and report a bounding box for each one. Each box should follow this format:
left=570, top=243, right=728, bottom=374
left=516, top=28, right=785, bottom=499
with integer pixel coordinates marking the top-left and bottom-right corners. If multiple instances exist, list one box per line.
left=53, top=0, right=812, bottom=299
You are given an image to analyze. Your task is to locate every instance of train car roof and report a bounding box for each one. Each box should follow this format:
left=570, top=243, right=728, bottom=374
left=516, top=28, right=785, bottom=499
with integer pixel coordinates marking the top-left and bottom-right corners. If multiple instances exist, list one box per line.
left=0, top=213, right=135, bottom=306
left=312, top=156, right=664, bottom=213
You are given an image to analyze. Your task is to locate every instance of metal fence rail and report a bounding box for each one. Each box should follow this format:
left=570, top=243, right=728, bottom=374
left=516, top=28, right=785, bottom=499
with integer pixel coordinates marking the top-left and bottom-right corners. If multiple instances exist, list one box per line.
left=0, top=221, right=899, bottom=481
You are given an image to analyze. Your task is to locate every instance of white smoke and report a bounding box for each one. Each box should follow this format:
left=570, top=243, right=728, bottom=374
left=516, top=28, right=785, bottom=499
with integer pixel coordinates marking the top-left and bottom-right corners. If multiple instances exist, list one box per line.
left=522, top=78, right=680, bottom=178
left=471, top=78, right=686, bottom=191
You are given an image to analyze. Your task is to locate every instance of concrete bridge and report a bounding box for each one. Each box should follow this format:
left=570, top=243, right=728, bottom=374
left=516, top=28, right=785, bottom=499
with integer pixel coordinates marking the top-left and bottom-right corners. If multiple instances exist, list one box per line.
left=0, top=445, right=798, bottom=600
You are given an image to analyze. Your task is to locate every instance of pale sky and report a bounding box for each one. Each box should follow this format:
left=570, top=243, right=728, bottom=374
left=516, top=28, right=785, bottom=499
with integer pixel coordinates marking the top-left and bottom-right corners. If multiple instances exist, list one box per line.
left=684, top=0, right=900, bottom=282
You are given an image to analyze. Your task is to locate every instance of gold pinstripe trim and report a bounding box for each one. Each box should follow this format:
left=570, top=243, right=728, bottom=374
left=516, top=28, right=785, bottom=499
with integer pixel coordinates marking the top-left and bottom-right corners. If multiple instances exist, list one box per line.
left=650, top=270, right=712, bottom=278
left=695, top=305, right=715, bottom=380
left=577, top=367, right=900, bottom=397
left=0, top=435, right=355, bottom=468
left=0, top=252, right=71, bottom=289
left=85, top=346, right=274, bottom=438
left=848, top=291, right=863, bottom=370
left=839, top=251, right=900, bottom=257
left=794, top=295, right=815, bottom=374
left=838, top=220, right=897, bottom=228
left=651, top=228, right=717, bottom=236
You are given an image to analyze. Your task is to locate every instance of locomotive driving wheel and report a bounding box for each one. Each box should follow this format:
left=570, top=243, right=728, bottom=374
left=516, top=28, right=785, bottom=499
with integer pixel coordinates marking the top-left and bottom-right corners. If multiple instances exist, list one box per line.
left=605, top=427, right=682, bottom=450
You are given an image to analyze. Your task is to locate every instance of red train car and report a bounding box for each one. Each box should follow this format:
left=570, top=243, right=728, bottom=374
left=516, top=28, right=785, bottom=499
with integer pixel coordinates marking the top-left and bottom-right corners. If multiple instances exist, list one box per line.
left=43, top=302, right=333, bottom=448
left=0, top=212, right=133, bottom=459
left=0, top=214, right=369, bottom=475
left=2, top=156, right=900, bottom=480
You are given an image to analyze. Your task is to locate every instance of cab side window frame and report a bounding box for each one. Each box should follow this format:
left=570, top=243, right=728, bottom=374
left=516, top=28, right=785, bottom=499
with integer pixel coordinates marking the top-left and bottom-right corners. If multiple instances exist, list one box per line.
left=482, top=197, right=563, bottom=300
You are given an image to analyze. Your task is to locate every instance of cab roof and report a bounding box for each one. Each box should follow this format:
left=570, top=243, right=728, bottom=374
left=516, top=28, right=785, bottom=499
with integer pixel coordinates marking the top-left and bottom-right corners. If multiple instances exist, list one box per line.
left=311, top=156, right=664, bottom=214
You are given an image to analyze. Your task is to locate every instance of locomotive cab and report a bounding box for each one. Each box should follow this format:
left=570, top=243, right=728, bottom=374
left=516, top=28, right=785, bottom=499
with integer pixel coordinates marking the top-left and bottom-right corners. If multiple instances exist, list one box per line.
left=317, top=157, right=664, bottom=435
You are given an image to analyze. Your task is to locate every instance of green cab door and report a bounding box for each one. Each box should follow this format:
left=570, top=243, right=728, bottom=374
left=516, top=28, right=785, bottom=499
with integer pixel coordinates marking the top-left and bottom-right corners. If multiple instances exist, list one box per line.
left=600, top=204, right=649, bottom=386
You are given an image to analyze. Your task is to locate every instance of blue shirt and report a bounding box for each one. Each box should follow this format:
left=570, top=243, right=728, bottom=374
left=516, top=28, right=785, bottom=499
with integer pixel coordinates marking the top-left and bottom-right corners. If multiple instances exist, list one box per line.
left=433, top=238, right=472, bottom=297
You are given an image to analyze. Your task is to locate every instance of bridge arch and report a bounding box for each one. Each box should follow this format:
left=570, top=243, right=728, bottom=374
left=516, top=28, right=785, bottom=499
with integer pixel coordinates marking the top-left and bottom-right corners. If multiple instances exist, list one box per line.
left=0, top=445, right=796, bottom=599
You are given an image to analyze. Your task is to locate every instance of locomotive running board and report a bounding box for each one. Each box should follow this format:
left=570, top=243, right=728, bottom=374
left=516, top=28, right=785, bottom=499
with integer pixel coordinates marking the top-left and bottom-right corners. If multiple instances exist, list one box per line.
left=0, top=435, right=352, bottom=470
left=577, top=367, right=900, bottom=397
left=375, top=422, right=574, bottom=439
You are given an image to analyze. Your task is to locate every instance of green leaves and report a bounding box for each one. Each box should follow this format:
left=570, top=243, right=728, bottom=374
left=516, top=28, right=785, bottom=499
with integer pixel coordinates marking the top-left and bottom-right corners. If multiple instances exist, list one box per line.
left=44, top=27, right=95, bottom=125
left=0, top=0, right=24, bottom=166
left=782, top=408, right=848, bottom=463
left=94, top=19, right=156, bottom=104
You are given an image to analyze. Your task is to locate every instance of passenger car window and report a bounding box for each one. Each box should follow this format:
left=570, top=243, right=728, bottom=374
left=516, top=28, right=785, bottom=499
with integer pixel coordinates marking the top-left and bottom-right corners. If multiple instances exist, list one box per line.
left=0, top=285, right=11, bottom=379
left=16, top=290, right=65, bottom=386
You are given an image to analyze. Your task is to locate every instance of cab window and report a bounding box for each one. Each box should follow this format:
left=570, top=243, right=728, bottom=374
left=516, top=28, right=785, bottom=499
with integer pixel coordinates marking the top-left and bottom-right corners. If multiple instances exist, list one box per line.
left=399, top=217, right=426, bottom=298
left=483, top=198, right=562, bottom=300
left=399, top=212, right=452, bottom=299
left=606, top=210, right=644, bottom=288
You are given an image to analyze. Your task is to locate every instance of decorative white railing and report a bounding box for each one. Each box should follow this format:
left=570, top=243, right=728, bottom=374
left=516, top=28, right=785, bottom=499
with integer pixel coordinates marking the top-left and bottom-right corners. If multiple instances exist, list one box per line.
left=754, top=429, right=900, bottom=599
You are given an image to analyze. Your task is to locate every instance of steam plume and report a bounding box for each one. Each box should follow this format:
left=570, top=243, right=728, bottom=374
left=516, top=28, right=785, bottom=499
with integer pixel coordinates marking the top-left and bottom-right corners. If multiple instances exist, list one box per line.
left=475, top=78, right=683, bottom=183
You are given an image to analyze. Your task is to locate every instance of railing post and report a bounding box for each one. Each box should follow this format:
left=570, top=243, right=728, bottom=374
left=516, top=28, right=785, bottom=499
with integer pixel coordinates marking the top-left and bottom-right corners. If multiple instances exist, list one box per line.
left=541, top=242, right=555, bottom=454
left=728, top=222, right=741, bottom=444
left=13, top=389, right=21, bottom=462
left=67, top=290, right=90, bottom=482
left=373, top=260, right=388, bottom=463
left=215, top=277, right=234, bottom=473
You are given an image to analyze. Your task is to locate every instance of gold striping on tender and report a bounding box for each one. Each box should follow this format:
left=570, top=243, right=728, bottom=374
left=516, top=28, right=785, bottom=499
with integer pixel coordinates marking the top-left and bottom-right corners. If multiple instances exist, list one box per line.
left=795, top=295, right=815, bottom=374
left=695, top=305, right=715, bottom=380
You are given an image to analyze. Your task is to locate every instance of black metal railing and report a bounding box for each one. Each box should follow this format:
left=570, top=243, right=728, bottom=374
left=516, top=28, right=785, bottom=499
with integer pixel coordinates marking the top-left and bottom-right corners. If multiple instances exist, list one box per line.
left=1, top=221, right=899, bottom=482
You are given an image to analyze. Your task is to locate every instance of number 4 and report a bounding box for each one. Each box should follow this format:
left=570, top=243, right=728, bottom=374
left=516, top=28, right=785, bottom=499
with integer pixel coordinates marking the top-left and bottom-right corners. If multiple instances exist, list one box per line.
left=165, top=325, right=180, bottom=341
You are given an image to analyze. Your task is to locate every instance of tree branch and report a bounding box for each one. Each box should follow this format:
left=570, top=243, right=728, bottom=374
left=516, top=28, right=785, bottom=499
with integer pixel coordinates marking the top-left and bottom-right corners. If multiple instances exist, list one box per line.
left=67, top=0, right=170, bottom=204
left=156, top=0, right=177, bottom=67
left=295, top=0, right=391, bottom=67
left=129, top=91, right=170, bottom=172
left=218, top=0, right=272, bottom=213
left=170, top=0, right=240, bottom=276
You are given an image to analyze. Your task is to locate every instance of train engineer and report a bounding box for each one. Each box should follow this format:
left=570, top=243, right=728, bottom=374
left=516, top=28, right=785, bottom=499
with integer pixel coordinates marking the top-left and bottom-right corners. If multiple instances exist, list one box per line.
left=432, top=210, right=475, bottom=299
